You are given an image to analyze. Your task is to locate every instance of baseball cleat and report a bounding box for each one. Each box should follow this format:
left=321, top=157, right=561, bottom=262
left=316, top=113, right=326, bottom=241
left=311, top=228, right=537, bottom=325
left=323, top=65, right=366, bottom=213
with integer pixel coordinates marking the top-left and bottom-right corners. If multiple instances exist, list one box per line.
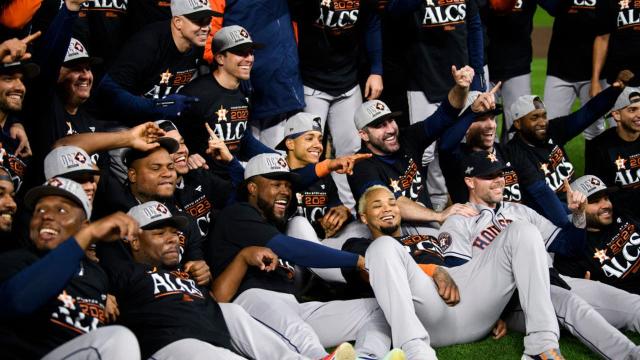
left=381, top=348, right=406, bottom=360
left=322, top=342, right=356, bottom=360
left=521, top=348, right=565, bottom=360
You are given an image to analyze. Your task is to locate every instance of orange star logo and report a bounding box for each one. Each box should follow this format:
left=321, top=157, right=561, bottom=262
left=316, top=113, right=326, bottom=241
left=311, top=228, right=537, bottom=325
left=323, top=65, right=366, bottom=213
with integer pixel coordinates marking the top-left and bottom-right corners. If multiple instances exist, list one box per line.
left=159, top=69, right=172, bottom=85
left=593, top=248, right=610, bottom=264
left=216, top=105, right=228, bottom=121
left=487, top=153, right=498, bottom=163
left=615, top=156, right=627, bottom=171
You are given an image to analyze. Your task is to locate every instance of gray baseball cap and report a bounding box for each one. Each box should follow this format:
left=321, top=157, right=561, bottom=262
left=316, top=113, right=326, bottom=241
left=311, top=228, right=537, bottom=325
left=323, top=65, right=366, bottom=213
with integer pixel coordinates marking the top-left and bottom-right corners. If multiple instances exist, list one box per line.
left=612, top=87, right=640, bottom=112
left=212, top=25, right=264, bottom=54
left=44, top=146, right=99, bottom=180
left=354, top=100, right=402, bottom=130
left=510, top=95, right=545, bottom=121
left=63, top=38, right=102, bottom=67
left=570, top=175, right=617, bottom=202
left=122, top=137, right=180, bottom=167
left=25, top=177, right=92, bottom=218
left=170, top=0, right=214, bottom=20
left=244, top=153, right=300, bottom=182
left=127, top=201, right=189, bottom=230
left=275, top=112, right=322, bottom=150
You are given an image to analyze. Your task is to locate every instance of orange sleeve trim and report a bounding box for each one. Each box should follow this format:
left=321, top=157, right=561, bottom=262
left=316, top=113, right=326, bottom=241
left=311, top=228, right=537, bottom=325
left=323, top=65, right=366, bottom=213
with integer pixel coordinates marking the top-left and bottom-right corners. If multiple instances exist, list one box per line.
left=419, top=264, right=438, bottom=277
left=0, top=0, right=42, bottom=29
left=203, top=0, right=225, bottom=64
left=315, top=160, right=331, bottom=178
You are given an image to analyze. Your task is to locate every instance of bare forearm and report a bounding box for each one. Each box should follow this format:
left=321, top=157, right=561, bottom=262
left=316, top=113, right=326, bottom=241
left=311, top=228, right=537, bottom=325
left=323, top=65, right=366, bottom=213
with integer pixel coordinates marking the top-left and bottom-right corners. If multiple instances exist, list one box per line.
left=592, top=34, right=609, bottom=83
left=211, top=255, right=248, bottom=303
left=398, top=196, right=442, bottom=223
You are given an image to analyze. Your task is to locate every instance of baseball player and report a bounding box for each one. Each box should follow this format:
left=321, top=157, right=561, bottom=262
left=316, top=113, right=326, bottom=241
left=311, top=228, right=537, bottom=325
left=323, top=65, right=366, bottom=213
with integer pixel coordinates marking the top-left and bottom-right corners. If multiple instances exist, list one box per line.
left=107, top=200, right=321, bottom=360
left=554, top=175, right=640, bottom=295
left=209, top=153, right=398, bottom=360
left=506, top=71, right=632, bottom=225
left=352, top=184, right=561, bottom=360
left=278, top=112, right=371, bottom=283
left=348, top=66, right=477, bottom=235
left=441, top=151, right=640, bottom=360
left=97, top=0, right=209, bottom=123
left=177, top=25, right=273, bottom=174
left=158, top=119, right=243, bottom=236
left=586, top=86, right=640, bottom=218
left=0, top=177, right=140, bottom=359
left=437, top=85, right=526, bottom=206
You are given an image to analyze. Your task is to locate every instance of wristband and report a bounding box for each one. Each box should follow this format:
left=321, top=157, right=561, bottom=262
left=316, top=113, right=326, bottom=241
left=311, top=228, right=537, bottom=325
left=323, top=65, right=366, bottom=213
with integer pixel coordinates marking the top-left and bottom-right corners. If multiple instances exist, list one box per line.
left=315, top=160, right=331, bottom=178
left=418, top=264, right=438, bottom=277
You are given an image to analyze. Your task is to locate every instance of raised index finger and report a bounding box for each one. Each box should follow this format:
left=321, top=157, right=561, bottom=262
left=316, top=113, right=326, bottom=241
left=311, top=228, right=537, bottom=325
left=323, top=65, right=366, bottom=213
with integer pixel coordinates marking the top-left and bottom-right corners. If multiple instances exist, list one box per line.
left=489, top=81, right=502, bottom=95
left=352, top=153, right=373, bottom=161
left=21, top=31, right=41, bottom=44
left=205, top=123, right=220, bottom=141
left=563, top=178, right=572, bottom=194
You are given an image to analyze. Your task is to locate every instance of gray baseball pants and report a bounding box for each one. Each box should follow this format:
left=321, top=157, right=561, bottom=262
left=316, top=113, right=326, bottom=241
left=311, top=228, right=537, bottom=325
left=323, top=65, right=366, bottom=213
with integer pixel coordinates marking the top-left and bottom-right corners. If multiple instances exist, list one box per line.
left=505, top=278, right=640, bottom=360
left=497, top=73, right=531, bottom=143
left=365, top=221, right=559, bottom=360
left=233, top=288, right=391, bottom=359
left=407, top=91, right=448, bottom=212
left=150, top=303, right=310, bottom=360
left=42, top=325, right=140, bottom=360
left=543, top=76, right=611, bottom=140
left=304, top=85, right=363, bottom=210
left=286, top=216, right=371, bottom=283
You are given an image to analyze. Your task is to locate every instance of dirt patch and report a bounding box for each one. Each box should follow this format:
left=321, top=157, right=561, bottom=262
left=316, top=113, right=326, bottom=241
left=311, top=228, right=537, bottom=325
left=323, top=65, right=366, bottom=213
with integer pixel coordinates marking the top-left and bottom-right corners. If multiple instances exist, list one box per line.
left=532, top=27, right=552, bottom=58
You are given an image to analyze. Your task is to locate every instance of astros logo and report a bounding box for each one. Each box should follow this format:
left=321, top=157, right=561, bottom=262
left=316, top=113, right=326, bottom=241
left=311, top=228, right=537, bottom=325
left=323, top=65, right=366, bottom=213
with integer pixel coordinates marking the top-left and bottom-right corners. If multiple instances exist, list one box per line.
left=240, top=29, right=249, bottom=38
left=375, top=102, right=385, bottom=111
left=156, top=204, right=169, bottom=214
left=75, top=152, right=87, bottom=164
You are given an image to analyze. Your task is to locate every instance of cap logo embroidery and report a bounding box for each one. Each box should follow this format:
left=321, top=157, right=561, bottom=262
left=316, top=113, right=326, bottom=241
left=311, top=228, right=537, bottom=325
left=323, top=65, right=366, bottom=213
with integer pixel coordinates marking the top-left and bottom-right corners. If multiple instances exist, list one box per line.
left=75, top=152, right=87, bottom=164
left=375, top=102, right=385, bottom=111
left=239, top=29, right=249, bottom=38
left=156, top=204, right=169, bottom=214
left=465, top=166, right=474, bottom=175
left=48, top=178, right=63, bottom=187
left=487, top=153, right=498, bottom=163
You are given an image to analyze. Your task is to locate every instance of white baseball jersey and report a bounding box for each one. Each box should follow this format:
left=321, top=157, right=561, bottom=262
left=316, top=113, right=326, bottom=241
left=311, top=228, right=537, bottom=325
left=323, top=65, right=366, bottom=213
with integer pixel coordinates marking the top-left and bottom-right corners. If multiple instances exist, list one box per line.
left=440, top=201, right=561, bottom=262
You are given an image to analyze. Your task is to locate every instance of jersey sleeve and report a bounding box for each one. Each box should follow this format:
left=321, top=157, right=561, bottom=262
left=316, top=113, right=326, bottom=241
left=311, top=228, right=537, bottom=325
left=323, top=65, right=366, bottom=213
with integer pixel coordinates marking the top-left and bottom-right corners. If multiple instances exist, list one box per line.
left=439, top=215, right=473, bottom=262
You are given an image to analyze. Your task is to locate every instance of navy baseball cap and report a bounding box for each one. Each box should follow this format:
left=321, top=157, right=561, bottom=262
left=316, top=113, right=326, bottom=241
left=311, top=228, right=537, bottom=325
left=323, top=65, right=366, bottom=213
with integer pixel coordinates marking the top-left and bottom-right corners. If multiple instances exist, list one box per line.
left=462, top=150, right=506, bottom=178
left=0, top=60, right=40, bottom=79
left=122, top=137, right=180, bottom=167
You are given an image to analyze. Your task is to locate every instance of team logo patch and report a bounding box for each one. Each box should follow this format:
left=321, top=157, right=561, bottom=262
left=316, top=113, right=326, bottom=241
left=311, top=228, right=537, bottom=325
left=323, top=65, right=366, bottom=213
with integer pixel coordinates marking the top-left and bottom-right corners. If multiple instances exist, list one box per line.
left=156, top=204, right=168, bottom=214
left=375, top=102, right=385, bottom=111
left=487, top=153, right=498, bottom=163
left=75, top=152, right=87, bottom=164
left=240, top=29, right=249, bottom=38
left=277, top=158, right=288, bottom=169
left=48, top=178, right=63, bottom=187
left=438, top=232, right=452, bottom=251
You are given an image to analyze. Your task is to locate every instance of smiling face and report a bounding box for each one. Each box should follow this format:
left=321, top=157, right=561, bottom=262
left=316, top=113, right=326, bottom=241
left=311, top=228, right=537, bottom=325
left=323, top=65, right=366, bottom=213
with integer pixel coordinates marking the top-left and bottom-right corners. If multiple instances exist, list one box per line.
left=286, top=131, right=323, bottom=166
left=360, top=119, right=400, bottom=155
left=466, top=115, right=497, bottom=151
left=612, top=101, right=640, bottom=137
left=0, top=178, right=16, bottom=232
left=359, top=186, right=401, bottom=238
left=248, top=176, right=292, bottom=226
left=67, top=172, right=99, bottom=205
left=0, top=72, right=25, bottom=113
left=176, top=15, right=212, bottom=47
left=465, top=173, right=505, bottom=208
left=586, top=195, right=614, bottom=229
left=514, top=107, right=548, bottom=144
left=58, top=61, right=92, bottom=107
left=132, top=225, right=181, bottom=267
left=164, top=130, right=189, bottom=176
left=215, top=47, right=254, bottom=81
left=128, top=148, right=177, bottom=202
left=29, top=195, right=86, bottom=251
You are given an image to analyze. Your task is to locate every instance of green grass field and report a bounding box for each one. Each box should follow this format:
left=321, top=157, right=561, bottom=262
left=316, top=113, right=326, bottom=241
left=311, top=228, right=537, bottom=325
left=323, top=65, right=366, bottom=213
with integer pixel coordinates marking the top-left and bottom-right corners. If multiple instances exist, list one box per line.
left=431, top=9, right=629, bottom=359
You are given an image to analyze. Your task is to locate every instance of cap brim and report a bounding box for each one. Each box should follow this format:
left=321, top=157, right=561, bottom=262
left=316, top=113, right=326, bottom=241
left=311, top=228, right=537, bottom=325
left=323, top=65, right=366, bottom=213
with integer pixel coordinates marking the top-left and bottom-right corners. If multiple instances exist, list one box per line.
left=63, top=56, right=103, bottom=68
left=24, top=186, right=84, bottom=213
left=184, top=9, right=215, bottom=22
left=363, top=111, right=403, bottom=129
left=465, top=163, right=507, bottom=178
left=142, top=215, right=189, bottom=230
left=60, top=168, right=101, bottom=179
left=0, top=62, right=40, bottom=79
left=587, top=187, right=618, bottom=202
left=226, top=42, right=265, bottom=53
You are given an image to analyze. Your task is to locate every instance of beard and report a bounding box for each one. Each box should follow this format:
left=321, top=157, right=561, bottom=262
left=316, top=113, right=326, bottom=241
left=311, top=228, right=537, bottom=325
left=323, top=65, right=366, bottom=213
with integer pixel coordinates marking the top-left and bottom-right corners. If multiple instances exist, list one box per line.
left=257, top=196, right=287, bottom=228
left=380, top=224, right=399, bottom=236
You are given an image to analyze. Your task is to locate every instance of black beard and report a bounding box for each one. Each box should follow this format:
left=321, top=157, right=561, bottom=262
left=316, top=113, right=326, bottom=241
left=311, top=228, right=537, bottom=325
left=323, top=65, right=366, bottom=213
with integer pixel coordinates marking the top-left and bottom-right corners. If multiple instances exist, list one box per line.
left=257, top=196, right=287, bottom=227
left=380, top=224, right=399, bottom=236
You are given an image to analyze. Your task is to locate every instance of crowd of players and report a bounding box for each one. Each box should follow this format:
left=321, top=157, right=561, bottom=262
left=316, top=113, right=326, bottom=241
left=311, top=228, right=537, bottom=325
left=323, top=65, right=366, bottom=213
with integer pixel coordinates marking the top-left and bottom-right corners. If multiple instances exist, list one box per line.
left=1, top=0, right=640, bottom=359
